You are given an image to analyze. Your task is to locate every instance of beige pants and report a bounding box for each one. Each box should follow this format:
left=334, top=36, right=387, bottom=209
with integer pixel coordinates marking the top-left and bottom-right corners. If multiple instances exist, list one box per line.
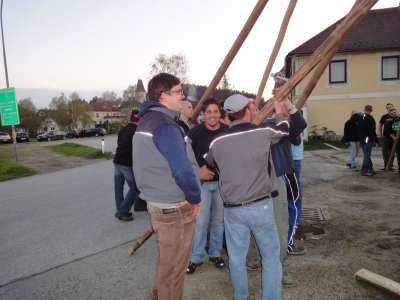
left=148, top=203, right=195, bottom=300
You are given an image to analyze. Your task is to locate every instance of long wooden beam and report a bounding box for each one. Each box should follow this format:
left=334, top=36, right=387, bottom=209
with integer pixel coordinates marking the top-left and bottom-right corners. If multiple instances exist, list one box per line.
left=253, top=0, right=378, bottom=125
left=191, top=0, right=270, bottom=122
left=255, top=0, right=297, bottom=107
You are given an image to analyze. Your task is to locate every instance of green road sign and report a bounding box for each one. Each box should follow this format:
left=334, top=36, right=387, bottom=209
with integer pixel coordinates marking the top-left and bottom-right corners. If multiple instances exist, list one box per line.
left=0, top=87, right=20, bottom=126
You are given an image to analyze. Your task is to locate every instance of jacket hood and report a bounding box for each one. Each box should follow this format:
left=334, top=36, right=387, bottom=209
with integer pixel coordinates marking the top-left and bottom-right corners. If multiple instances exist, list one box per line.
left=139, top=101, right=165, bottom=116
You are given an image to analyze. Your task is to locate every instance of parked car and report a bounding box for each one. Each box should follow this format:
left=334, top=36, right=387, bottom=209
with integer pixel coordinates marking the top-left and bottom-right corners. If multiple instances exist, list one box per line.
left=37, top=130, right=66, bottom=142
left=84, top=127, right=107, bottom=137
left=16, top=132, right=30, bottom=143
left=0, top=131, right=12, bottom=143
left=65, top=130, right=79, bottom=139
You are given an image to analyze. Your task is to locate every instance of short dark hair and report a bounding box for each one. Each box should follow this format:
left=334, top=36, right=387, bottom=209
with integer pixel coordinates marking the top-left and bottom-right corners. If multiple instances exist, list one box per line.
left=201, top=98, right=220, bottom=112
left=364, top=105, right=373, bottom=112
left=386, top=103, right=393, bottom=107
left=228, top=105, right=248, bottom=122
left=147, top=73, right=180, bottom=101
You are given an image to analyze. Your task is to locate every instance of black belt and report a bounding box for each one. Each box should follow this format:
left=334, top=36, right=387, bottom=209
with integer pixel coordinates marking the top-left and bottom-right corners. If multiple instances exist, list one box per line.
left=223, top=195, right=271, bottom=208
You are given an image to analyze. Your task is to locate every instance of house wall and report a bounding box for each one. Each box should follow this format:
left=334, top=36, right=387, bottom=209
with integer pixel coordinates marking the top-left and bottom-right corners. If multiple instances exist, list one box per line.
left=292, top=50, right=400, bottom=138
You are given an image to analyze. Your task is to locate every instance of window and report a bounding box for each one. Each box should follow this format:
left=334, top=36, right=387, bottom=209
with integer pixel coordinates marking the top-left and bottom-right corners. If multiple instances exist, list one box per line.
left=381, top=56, right=399, bottom=80
left=96, top=113, right=99, bottom=117
left=329, top=60, right=347, bottom=83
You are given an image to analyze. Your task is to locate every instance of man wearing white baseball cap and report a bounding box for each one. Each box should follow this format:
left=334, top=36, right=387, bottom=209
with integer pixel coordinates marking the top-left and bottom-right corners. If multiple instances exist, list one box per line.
left=204, top=93, right=295, bottom=300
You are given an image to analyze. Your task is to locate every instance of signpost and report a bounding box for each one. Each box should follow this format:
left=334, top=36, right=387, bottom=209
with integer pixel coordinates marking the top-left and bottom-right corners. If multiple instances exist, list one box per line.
left=0, top=87, right=19, bottom=126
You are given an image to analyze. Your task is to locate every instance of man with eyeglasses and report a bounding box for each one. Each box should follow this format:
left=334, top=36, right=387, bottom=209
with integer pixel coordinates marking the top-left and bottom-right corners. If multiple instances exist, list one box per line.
left=132, top=73, right=201, bottom=300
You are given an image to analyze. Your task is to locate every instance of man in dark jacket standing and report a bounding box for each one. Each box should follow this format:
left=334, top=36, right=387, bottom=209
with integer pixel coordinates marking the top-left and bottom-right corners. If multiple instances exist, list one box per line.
left=132, top=73, right=201, bottom=300
left=113, top=110, right=146, bottom=221
left=343, top=110, right=361, bottom=170
left=359, top=105, right=379, bottom=176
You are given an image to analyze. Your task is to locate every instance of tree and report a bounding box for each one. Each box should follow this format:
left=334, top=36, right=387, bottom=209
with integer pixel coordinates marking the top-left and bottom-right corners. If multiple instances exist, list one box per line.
left=49, top=93, right=71, bottom=129
left=149, top=53, right=189, bottom=83
left=17, top=98, right=44, bottom=135
left=218, top=74, right=233, bottom=101
left=68, top=92, right=92, bottom=129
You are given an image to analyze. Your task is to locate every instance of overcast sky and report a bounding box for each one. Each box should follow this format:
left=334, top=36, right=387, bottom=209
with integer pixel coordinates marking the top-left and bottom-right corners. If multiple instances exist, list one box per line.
left=1, top=0, right=398, bottom=108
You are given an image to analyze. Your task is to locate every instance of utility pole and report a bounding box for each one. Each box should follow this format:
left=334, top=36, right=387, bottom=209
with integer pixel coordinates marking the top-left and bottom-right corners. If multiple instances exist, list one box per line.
left=1, top=0, right=18, bottom=164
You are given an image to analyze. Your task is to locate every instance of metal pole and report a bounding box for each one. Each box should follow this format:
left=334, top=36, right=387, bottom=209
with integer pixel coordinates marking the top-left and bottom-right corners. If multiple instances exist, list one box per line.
left=0, top=0, right=18, bottom=164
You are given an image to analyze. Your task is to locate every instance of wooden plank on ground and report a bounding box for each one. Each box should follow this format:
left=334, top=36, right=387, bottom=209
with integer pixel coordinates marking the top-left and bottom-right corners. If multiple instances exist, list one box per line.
left=323, top=143, right=342, bottom=151
left=354, top=268, right=400, bottom=296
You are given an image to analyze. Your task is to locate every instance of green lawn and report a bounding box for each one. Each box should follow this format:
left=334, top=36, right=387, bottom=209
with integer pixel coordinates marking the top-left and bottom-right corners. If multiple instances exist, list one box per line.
left=0, top=151, right=37, bottom=181
left=49, top=142, right=113, bottom=159
left=0, top=143, right=113, bottom=182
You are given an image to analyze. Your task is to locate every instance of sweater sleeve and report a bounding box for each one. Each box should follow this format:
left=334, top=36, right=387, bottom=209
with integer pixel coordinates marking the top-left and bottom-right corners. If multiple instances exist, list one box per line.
left=153, top=124, right=201, bottom=204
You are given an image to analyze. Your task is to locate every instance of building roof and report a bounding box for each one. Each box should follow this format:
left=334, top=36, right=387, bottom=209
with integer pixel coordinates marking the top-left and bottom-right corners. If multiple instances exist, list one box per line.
left=136, top=79, right=146, bottom=93
left=90, top=102, right=119, bottom=112
left=288, top=6, right=400, bottom=56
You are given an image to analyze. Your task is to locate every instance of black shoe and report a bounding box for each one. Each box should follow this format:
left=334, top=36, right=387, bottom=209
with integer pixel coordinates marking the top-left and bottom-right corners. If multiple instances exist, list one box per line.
left=115, top=212, right=133, bottom=221
left=186, top=261, right=203, bottom=274
left=346, top=163, right=351, bottom=168
left=379, top=168, right=386, bottom=171
left=134, top=205, right=148, bottom=212
left=209, top=256, right=225, bottom=268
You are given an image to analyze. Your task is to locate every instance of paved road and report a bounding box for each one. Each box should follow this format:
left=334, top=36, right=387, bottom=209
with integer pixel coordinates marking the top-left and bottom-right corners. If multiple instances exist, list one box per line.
left=0, top=158, right=155, bottom=299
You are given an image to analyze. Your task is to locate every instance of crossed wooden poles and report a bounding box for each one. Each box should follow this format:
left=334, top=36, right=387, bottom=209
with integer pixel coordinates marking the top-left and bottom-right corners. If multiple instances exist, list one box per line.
left=128, top=0, right=380, bottom=256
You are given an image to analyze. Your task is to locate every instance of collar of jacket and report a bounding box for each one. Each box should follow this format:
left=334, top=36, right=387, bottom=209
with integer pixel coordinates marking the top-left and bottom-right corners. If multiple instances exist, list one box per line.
left=149, top=106, right=181, bottom=122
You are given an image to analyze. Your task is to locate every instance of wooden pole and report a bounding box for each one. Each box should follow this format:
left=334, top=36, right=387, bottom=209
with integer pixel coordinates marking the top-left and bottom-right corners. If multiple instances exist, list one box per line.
left=295, top=0, right=363, bottom=110
left=191, top=0, right=270, bottom=122
left=255, top=0, right=297, bottom=107
left=354, top=268, right=400, bottom=296
left=252, top=0, right=378, bottom=125
left=385, top=126, right=400, bottom=171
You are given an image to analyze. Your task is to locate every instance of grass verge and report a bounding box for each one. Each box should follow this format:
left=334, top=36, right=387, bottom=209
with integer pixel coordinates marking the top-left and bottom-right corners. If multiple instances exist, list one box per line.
left=304, top=139, right=347, bottom=151
left=48, top=142, right=114, bottom=159
left=0, top=153, right=37, bottom=182
left=0, top=142, right=113, bottom=182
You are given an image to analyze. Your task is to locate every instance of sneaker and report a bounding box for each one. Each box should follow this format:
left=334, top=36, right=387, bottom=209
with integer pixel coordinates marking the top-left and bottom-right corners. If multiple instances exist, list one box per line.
left=114, top=212, right=133, bottom=222
left=287, top=244, right=306, bottom=255
left=282, top=273, right=294, bottom=286
left=186, top=261, right=203, bottom=274
left=246, top=259, right=261, bottom=270
left=361, top=172, right=375, bottom=176
left=209, top=256, right=225, bottom=268
left=346, top=163, right=351, bottom=168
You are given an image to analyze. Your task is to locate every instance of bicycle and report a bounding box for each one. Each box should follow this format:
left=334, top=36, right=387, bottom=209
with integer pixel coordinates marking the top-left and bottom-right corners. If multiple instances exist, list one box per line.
left=308, top=125, right=337, bottom=141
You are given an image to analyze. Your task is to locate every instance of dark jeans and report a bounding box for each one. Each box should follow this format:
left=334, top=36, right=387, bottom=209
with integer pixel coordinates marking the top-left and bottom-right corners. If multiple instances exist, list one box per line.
left=113, top=163, right=139, bottom=214
left=381, top=136, right=393, bottom=168
left=361, top=142, right=373, bottom=173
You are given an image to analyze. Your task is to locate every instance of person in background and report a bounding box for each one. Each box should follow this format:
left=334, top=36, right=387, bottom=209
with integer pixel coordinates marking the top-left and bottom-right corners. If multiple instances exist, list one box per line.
left=343, top=110, right=361, bottom=170
left=220, top=108, right=231, bottom=126
left=113, top=109, right=146, bottom=221
left=179, top=100, right=195, bottom=134
left=384, top=108, right=400, bottom=173
left=186, top=98, right=228, bottom=274
left=379, top=103, right=395, bottom=170
left=358, top=105, right=379, bottom=176
left=132, top=73, right=201, bottom=300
